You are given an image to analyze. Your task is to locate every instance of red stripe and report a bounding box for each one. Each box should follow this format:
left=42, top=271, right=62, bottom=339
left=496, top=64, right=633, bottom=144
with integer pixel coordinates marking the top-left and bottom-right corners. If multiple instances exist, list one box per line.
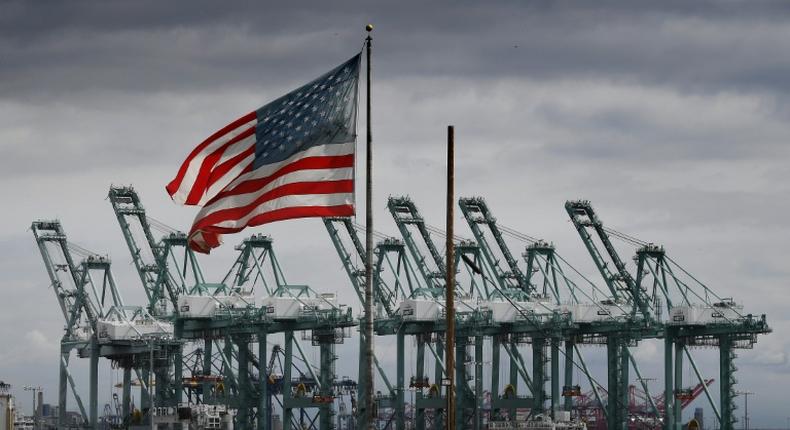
left=165, top=111, right=256, bottom=199
left=188, top=204, right=355, bottom=253
left=206, top=145, right=256, bottom=190
left=192, top=180, right=353, bottom=231
left=184, top=125, right=257, bottom=205
left=205, top=154, right=355, bottom=206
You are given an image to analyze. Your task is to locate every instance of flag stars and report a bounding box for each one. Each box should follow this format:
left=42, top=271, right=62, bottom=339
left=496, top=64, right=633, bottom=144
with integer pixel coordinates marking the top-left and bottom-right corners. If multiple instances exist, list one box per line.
left=248, top=57, right=358, bottom=166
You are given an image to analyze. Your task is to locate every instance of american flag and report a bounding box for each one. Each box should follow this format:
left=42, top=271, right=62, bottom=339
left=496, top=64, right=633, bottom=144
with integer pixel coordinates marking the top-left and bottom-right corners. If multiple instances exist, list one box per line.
left=166, top=53, right=361, bottom=253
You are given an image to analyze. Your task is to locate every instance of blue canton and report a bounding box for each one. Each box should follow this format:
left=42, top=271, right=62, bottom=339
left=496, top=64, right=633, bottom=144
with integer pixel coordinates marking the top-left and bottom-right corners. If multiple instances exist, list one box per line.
left=253, top=54, right=361, bottom=169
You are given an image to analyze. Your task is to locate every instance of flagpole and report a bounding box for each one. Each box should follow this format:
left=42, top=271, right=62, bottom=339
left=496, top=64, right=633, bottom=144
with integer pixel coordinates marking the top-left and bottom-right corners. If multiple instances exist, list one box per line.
left=445, top=125, right=456, bottom=430
left=364, top=23, right=376, bottom=430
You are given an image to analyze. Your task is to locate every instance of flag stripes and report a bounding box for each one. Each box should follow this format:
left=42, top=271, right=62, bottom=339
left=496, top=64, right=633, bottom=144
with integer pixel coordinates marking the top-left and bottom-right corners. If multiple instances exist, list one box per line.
left=166, top=53, right=361, bottom=253
left=166, top=112, right=258, bottom=205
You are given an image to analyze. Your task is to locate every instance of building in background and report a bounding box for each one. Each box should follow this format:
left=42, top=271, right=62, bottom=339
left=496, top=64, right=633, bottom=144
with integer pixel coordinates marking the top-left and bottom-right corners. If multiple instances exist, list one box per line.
left=0, top=381, right=14, bottom=430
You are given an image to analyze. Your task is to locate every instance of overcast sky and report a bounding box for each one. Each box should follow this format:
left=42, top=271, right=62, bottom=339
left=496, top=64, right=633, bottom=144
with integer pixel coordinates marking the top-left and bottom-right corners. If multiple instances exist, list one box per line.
left=1, top=1, right=789, bottom=425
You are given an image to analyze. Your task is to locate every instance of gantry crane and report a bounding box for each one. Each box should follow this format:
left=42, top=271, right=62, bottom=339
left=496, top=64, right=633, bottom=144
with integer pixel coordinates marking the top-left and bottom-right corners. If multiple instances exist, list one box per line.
left=225, top=233, right=357, bottom=430
left=109, top=186, right=357, bottom=429
left=35, top=185, right=771, bottom=430
left=460, top=197, right=662, bottom=426
left=565, top=200, right=770, bottom=430
left=324, top=216, right=425, bottom=429
left=387, top=196, right=498, bottom=430
left=457, top=197, right=566, bottom=420
left=565, top=200, right=669, bottom=430
left=384, top=196, right=573, bottom=430
left=632, top=243, right=769, bottom=430
left=31, top=220, right=179, bottom=429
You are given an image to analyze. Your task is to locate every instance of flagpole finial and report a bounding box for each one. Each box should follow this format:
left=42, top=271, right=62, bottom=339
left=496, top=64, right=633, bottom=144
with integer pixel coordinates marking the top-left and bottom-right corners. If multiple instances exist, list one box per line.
left=366, top=24, right=373, bottom=32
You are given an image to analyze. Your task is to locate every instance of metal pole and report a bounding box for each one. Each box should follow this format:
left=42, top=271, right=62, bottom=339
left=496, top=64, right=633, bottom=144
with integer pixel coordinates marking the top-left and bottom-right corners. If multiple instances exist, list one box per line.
left=445, top=125, right=456, bottom=430
left=740, top=392, right=752, bottom=430
left=24, top=386, right=39, bottom=430
left=364, top=23, right=376, bottom=430
left=89, top=341, right=98, bottom=429
left=258, top=332, right=268, bottom=430
left=150, top=341, right=154, bottom=430
left=745, top=393, right=748, bottom=430
left=551, top=339, right=559, bottom=418
left=58, top=353, right=68, bottom=428
left=664, top=335, right=673, bottom=430
left=123, top=367, right=132, bottom=423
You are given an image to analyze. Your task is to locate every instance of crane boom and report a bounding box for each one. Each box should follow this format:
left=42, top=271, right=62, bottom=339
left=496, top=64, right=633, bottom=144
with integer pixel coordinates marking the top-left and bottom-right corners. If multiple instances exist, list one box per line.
left=387, top=196, right=485, bottom=299
left=109, top=186, right=206, bottom=315
left=458, top=197, right=529, bottom=293
left=565, top=200, right=652, bottom=320
left=32, top=220, right=100, bottom=333
left=323, top=217, right=423, bottom=319
left=387, top=197, right=446, bottom=292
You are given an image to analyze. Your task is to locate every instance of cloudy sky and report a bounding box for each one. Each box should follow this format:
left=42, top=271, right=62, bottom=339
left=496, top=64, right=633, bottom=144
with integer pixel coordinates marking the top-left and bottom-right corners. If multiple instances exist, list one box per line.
left=1, top=0, right=789, bottom=425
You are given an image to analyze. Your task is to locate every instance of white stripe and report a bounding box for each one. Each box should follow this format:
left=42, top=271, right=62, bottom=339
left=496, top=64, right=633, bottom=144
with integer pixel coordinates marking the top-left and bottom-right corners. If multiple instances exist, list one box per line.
left=203, top=193, right=354, bottom=230
left=198, top=153, right=255, bottom=206
left=172, top=118, right=257, bottom=204
left=199, top=167, right=354, bottom=215
left=214, top=132, right=256, bottom=167
left=198, top=140, right=355, bottom=206
left=217, top=141, right=355, bottom=195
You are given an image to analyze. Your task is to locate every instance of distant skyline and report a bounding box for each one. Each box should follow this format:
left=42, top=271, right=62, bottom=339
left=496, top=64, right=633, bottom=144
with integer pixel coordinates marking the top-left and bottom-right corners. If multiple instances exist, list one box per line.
left=1, top=1, right=789, bottom=425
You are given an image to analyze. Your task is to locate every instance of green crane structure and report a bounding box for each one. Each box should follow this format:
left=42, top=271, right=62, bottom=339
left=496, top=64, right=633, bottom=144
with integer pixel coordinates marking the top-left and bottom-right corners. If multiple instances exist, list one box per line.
left=31, top=220, right=179, bottom=429
left=324, top=216, right=426, bottom=429
left=108, top=186, right=357, bottom=429
left=33, top=186, right=770, bottom=430
left=387, top=196, right=524, bottom=430
left=384, top=196, right=597, bottom=429
left=327, top=203, right=526, bottom=430
left=633, top=244, right=769, bottom=430
left=460, top=197, right=663, bottom=429
left=565, top=200, right=770, bottom=430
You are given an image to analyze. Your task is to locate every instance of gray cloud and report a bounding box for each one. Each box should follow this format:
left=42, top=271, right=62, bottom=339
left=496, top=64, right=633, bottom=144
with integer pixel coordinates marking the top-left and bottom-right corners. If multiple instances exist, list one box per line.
left=4, top=1, right=790, bottom=99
